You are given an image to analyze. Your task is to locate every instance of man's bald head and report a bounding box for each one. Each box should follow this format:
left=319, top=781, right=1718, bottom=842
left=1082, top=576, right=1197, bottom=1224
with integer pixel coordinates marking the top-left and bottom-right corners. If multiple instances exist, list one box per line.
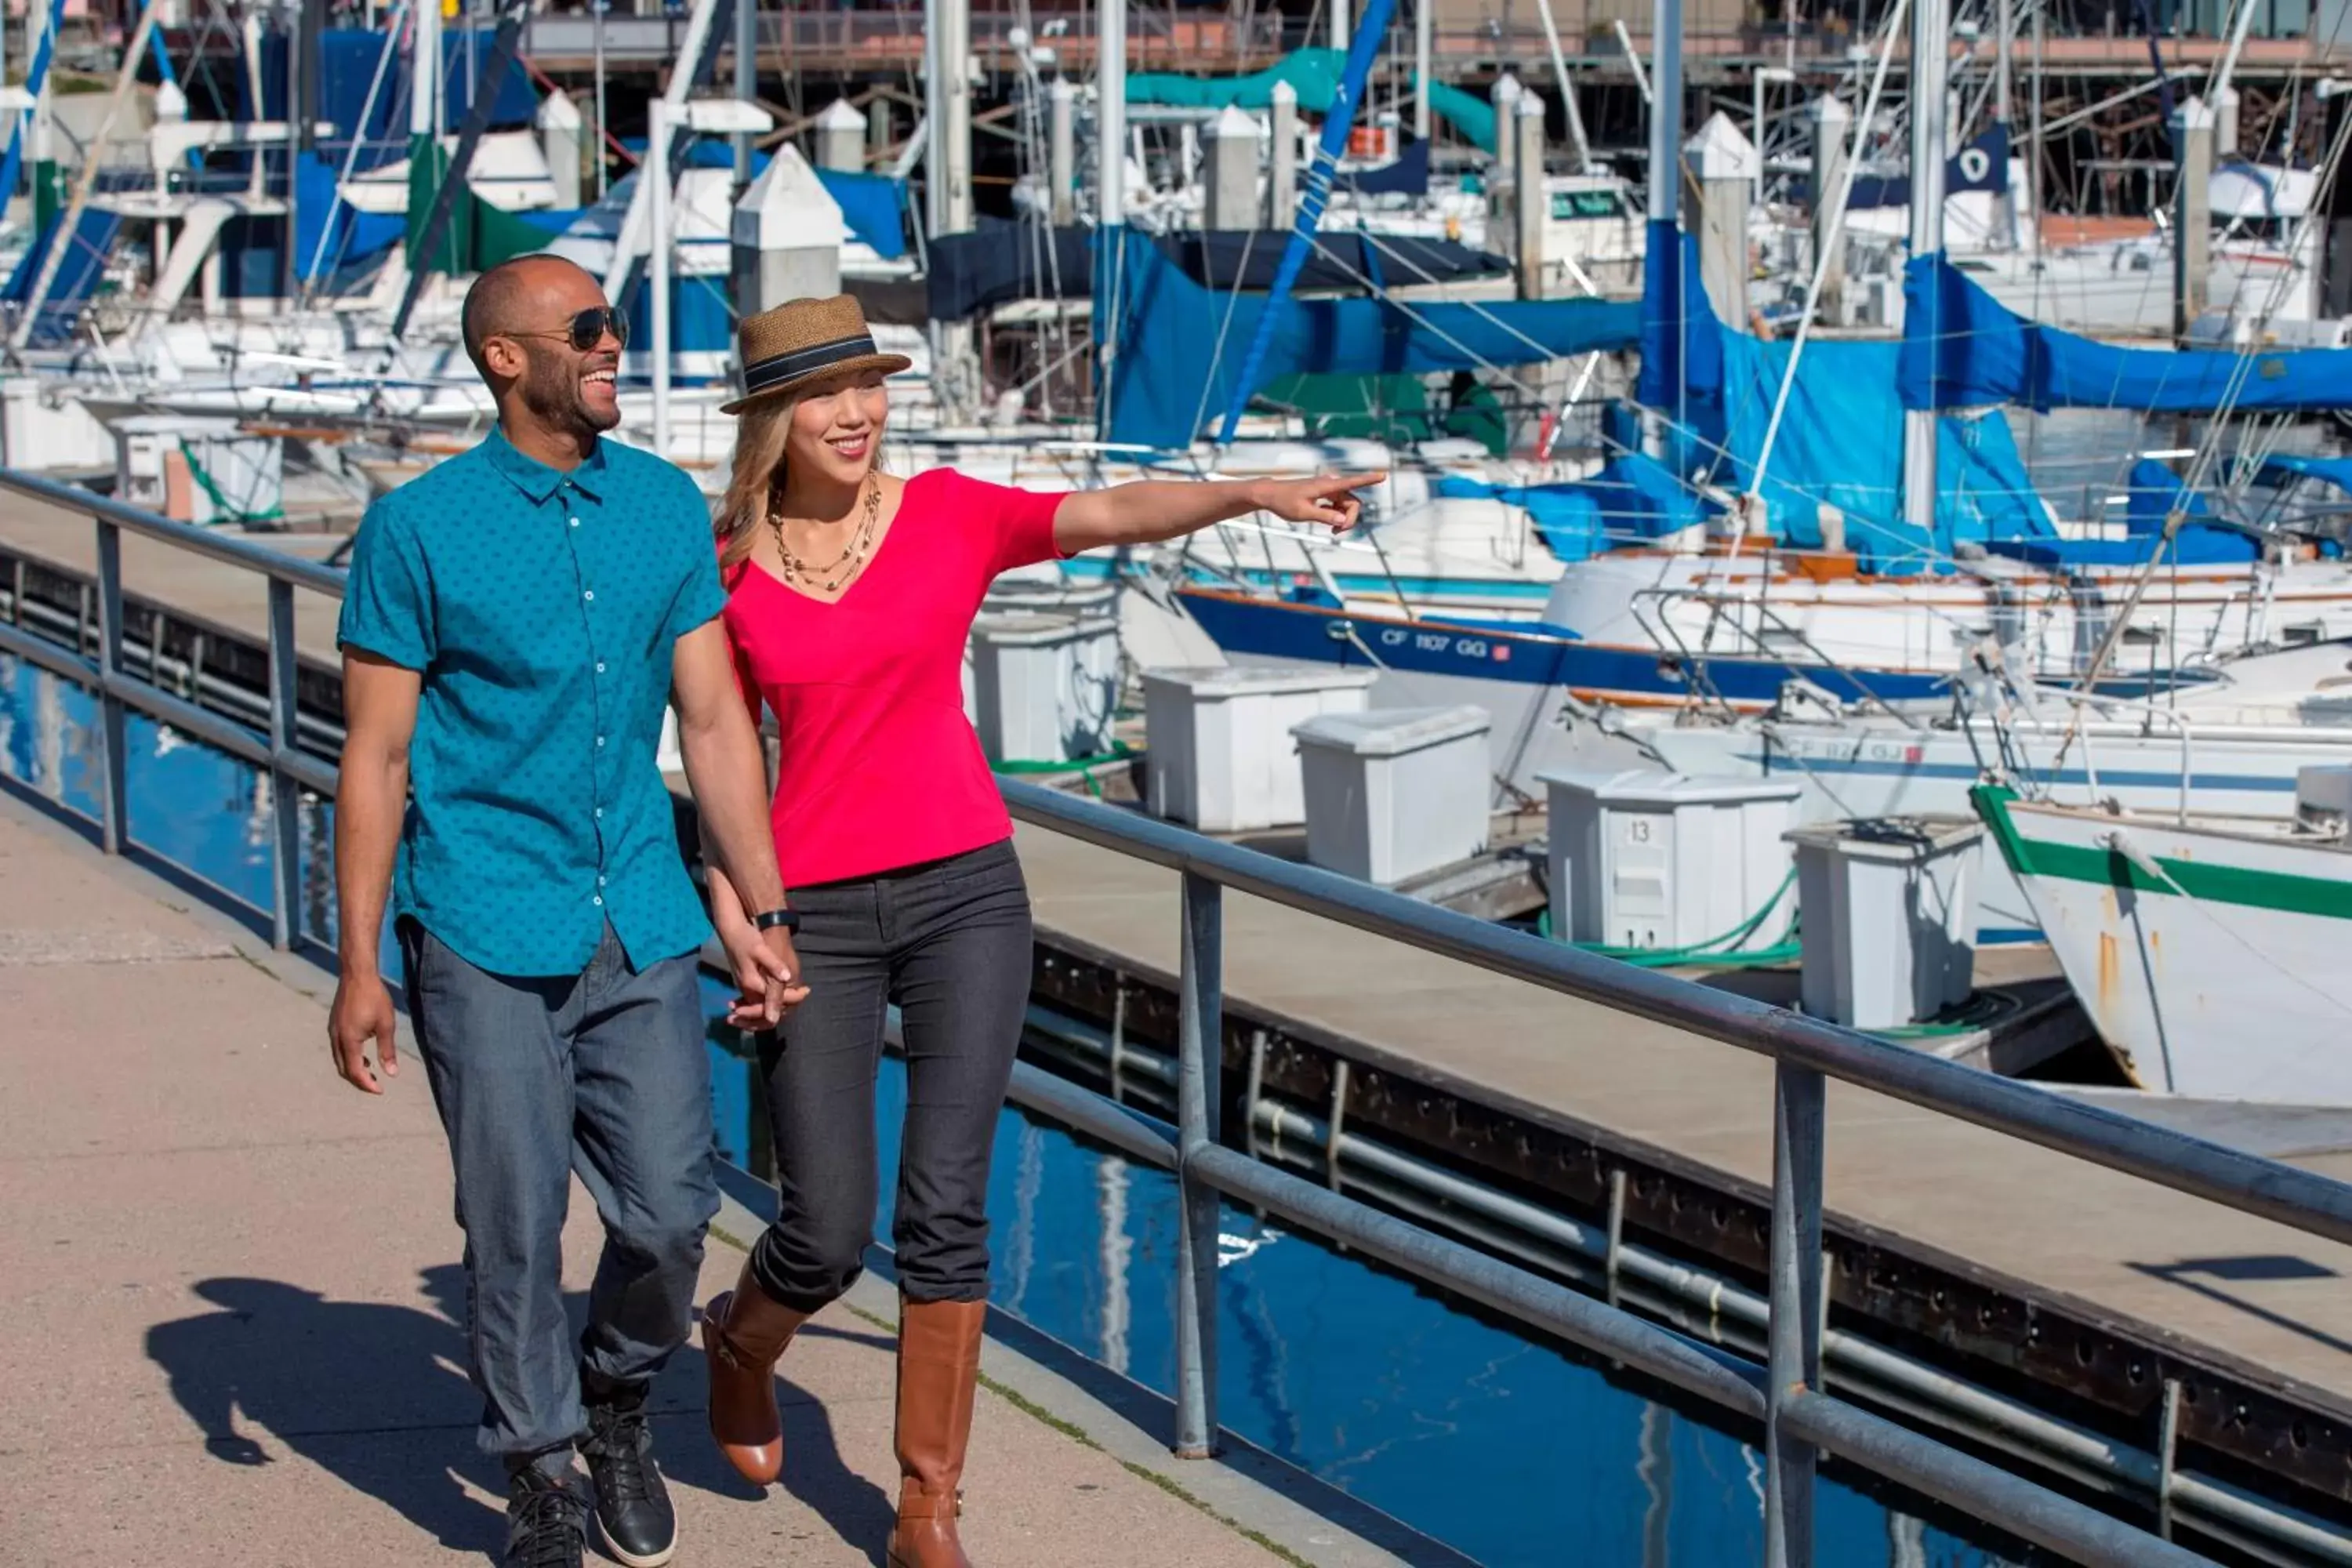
left=459, top=255, right=625, bottom=452
left=460, top=255, right=604, bottom=382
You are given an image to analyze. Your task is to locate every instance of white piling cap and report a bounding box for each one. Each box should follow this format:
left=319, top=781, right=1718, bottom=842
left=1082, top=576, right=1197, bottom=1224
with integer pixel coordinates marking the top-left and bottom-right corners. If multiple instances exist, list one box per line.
left=1683, top=111, right=1759, bottom=182
left=535, top=88, right=581, bottom=131
left=1207, top=103, right=1263, bottom=142
left=817, top=96, right=869, bottom=132
left=732, top=143, right=848, bottom=250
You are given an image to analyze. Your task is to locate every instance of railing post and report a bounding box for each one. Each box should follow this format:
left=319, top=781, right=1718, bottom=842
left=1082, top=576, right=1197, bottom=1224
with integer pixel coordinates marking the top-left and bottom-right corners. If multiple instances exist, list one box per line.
left=266, top=578, right=301, bottom=949
left=1173, top=869, right=1223, bottom=1459
left=93, top=520, right=128, bottom=855
left=1765, top=1062, right=1827, bottom=1568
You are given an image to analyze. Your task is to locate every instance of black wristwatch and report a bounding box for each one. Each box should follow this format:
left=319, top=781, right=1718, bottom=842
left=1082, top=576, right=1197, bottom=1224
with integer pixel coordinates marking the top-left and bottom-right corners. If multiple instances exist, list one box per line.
left=752, top=906, right=801, bottom=934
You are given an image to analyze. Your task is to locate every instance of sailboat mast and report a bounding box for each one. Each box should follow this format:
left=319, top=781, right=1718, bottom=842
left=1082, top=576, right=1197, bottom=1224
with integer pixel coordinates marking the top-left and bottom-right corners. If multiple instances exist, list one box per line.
left=1094, top=0, right=1125, bottom=441
left=1900, top=0, right=1949, bottom=539
left=1646, top=0, right=1684, bottom=436
left=1994, top=0, right=2016, bottom=249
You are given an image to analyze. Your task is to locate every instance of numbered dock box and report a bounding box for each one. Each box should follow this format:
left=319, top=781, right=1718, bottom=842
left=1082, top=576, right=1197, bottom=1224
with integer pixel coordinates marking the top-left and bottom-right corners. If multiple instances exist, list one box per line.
left=1785, top=817, right=1984, bottom=1029
left=1542, top=769, right=1803, bottom=955
left=1142, top=664, right=1377, bottom=832
left=967, top=610, right=1120, bottom=766
left=1293, top=705, right=1493, bottom=885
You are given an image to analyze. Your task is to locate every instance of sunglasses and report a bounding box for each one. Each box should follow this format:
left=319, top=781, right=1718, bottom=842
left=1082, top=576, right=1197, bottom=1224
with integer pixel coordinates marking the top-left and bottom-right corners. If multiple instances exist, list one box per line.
left=505, top=306, right=630, bottom=353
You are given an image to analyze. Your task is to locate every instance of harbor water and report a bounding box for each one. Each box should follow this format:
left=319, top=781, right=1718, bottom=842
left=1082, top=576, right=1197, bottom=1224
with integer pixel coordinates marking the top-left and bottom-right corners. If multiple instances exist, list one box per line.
left=1, top=649, right=2038, bottom=1567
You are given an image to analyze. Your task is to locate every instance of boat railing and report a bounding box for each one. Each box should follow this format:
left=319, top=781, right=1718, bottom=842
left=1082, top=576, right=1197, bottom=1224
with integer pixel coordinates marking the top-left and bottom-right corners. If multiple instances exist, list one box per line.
left=1628, top=582, right=1933, bottom=728
left=9, top=465, right=2352, bottom=1568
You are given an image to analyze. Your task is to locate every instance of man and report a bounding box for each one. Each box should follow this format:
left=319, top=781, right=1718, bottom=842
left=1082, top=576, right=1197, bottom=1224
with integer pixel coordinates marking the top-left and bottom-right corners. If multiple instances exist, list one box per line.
left=328, top=255, right=805, bottom=1568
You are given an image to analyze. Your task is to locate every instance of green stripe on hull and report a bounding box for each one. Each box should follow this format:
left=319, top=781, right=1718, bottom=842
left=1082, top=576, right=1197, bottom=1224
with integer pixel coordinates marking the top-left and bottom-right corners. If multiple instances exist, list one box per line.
left=1969, top=784, right=2352, bottom=921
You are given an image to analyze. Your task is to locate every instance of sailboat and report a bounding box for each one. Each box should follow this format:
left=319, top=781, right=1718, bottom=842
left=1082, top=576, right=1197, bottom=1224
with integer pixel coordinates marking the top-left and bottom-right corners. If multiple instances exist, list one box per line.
left=1973, top=779, right=2352, bottom=1105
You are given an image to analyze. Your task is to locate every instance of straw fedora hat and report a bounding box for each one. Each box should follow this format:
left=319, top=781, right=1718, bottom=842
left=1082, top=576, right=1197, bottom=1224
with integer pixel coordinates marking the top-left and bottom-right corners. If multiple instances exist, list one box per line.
left=722, top=294, right=913, bottom=416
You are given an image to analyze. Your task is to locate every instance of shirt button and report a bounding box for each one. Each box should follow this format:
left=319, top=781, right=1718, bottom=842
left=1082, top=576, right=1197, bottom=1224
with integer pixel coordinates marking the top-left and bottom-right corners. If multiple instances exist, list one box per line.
left=598, top=875, right=608, bottom=887
left=593, top=895, right=604, bottom=907
left=569, top=517, right=581, bottom=528
left=595, top=735, right=606, bottom=748
left=583, top=590, right=594, bottom=602
left=596, top=662, right=607, bottom=673
left=594, top=807, right=604, bottom=818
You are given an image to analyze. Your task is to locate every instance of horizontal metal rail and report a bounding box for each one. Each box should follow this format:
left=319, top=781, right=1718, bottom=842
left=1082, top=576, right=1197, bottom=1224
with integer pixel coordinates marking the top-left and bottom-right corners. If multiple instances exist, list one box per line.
left=8, top=468, right=2347, bottom=1565
left=996, top=779, right=2352, bottom=1254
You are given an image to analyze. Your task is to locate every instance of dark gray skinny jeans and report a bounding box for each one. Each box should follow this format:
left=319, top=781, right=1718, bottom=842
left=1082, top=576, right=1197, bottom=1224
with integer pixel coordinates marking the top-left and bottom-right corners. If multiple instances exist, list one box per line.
left=750, top=838, right=1033, bottom=1312
left=399, top=917, right=719, bottom=1466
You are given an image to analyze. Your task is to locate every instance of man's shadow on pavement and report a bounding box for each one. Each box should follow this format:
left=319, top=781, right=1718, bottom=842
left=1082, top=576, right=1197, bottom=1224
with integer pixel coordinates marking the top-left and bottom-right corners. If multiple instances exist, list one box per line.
left=146, top=1268, right=897, bottom=1562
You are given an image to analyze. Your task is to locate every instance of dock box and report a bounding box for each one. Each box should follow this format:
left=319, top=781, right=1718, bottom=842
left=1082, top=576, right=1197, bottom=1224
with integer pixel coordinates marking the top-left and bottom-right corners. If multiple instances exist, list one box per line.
left=1542, top=769, right=1802, bottom=954
left=1293, top=705, right=1492, bottom=884
left=1142, top=664, right=1376, bottom=832
left=112, top=416, right=282, bottom=526
left=1786, top=817, right=1984, bottom=1029
left=967, top=610, right=1120, bottom=767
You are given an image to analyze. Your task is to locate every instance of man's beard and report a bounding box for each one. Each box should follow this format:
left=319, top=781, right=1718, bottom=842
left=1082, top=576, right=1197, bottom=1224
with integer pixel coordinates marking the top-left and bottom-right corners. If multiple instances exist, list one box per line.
left=518, top=346, right=621, bottom=439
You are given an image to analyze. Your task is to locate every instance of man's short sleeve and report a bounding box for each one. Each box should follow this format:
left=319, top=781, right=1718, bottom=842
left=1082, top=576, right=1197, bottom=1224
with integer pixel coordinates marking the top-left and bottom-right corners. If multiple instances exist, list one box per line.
left=336, top=499, right=435, bottom=670
left=660, top=471, right=728, bottom=644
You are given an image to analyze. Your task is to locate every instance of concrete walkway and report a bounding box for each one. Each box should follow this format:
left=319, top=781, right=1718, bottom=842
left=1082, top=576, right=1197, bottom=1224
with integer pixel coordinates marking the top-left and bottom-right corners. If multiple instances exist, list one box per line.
left=0, top=799, right=1356, bottom=1567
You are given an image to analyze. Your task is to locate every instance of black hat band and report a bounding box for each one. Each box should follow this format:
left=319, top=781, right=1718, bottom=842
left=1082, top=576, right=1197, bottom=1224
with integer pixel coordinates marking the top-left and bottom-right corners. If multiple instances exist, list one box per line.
left=741, top=332, right=881, bottom=394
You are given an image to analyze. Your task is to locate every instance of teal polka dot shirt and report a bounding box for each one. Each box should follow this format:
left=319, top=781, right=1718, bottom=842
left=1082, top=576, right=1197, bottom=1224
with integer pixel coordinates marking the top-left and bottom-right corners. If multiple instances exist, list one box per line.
left=337, top=427, right=727, bottom=977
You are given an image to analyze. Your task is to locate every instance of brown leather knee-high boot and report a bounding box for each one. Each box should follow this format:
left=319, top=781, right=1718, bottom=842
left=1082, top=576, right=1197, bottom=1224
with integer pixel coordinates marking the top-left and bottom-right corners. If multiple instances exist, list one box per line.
left=884, top=1298, right=987, bottom=1568
left=700, top=1260, right=811, bottom=1487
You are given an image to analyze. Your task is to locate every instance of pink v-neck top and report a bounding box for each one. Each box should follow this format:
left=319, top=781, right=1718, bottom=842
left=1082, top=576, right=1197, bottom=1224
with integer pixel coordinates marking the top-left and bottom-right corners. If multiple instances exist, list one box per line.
left=721, top=468, right=1066, bottom=888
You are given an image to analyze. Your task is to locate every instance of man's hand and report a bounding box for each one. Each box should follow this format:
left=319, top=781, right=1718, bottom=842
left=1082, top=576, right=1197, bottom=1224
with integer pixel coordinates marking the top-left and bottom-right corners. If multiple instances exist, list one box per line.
left=720, top=921, right=810, bottom=1031
left=328, top=973, right=401, bottom=1094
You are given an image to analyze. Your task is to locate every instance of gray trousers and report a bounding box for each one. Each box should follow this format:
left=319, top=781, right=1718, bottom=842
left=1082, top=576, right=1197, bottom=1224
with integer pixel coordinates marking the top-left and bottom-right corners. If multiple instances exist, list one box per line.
left=399, top=917, right=719, bottom=1465
left=750, top=839, right=1033, bottom=1312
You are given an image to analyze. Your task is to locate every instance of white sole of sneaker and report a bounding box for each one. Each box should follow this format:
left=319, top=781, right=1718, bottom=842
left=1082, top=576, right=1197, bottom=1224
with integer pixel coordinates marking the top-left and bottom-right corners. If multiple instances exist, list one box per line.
left=595, top=1515, right=677, bottom=1568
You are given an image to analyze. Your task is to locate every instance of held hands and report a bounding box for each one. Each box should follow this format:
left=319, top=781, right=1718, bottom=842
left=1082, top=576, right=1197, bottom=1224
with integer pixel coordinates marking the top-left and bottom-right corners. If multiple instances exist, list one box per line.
left=1251, top=471, right=1387, bottom=533
left=721, top=920, right=811, bottom=1030
left=328, top=973, right=401, bottom=1094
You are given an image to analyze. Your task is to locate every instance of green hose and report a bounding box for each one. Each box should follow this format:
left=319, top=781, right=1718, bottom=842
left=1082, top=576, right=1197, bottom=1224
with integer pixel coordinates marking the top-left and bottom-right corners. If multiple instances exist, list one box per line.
left=1541, top=868, right=1801, bottom=969
left=993, top=743, right=1137, bottom=800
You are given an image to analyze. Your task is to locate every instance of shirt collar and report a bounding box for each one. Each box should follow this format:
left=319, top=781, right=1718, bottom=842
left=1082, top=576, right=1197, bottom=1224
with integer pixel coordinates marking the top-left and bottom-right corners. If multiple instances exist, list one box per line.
left=484, top=425, right=609, bottom=503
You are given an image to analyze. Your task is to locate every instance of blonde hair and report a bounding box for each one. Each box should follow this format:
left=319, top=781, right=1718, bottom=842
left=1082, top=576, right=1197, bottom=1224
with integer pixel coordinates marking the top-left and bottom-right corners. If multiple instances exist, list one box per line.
left=717, top=397, right=799, bottom=569
left=715, top=383, right=891, bottom=568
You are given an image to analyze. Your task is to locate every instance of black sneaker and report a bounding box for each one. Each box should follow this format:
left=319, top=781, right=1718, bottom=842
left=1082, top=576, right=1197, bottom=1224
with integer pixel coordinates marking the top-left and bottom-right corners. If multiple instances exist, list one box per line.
left=580, top=1382, right=677, bottom=1568
left=504, top=1464, right=587, bottom=1568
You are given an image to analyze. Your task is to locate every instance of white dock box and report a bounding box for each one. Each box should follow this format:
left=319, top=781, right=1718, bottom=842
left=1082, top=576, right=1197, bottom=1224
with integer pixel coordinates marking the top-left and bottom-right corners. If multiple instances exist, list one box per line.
left=1786, top=817, right=1984, bottom=1029
left=967, top=611, right=1120, bottom=766
left=112, top=416, right=283, bottom=525
left=1293, top=705, right=1492, bottom=884
left=1142, top=664, right=1376, bottom=832
left=1543, top=769, right=1803, bottom=953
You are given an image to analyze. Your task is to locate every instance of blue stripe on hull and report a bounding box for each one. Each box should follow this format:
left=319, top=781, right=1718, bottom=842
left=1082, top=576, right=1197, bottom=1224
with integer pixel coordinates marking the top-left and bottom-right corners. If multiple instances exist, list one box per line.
left=1176, top=591, right=1955, bottom=706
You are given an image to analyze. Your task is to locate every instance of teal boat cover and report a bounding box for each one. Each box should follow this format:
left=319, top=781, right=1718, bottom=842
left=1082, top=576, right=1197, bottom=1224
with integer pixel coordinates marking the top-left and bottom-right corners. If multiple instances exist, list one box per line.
left=1129, top=49, right=1351, bottom=114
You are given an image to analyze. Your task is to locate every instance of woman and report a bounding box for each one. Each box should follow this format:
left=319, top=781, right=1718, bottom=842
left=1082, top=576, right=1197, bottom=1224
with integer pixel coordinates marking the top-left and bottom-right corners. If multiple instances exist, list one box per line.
left=697, top=295, right=1378, bottom=1568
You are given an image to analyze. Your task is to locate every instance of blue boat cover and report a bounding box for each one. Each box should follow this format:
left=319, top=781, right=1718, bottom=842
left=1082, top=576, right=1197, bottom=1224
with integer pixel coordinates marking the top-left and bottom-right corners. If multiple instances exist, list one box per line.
left=1097, top=226, right=1639, bottom=449
left=1435, top=452, right=1711, bottom=561
left=1343, top=140, right=1430, bottom=198
left=2, top=210, right=124, bottom=347
left=637, top=141, right=907, bottom=259
left=2232, top=451, right=2352, bottom=495
left=1897, top=251, right=2352, bottom=412
left=1635, top=226, right=2053, bottom=572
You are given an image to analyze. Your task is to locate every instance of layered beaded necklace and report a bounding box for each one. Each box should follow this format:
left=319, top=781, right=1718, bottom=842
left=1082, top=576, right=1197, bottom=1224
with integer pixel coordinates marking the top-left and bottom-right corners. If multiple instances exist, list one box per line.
left=767, top=474, right=882, bottom=597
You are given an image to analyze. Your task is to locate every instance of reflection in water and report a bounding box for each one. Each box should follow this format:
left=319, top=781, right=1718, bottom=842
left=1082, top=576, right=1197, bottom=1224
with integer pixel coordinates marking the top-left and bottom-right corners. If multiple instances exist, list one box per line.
left=1096, top=1153, right=1130, bottom=1377
left=3, top=651, right=2034, bottom=1568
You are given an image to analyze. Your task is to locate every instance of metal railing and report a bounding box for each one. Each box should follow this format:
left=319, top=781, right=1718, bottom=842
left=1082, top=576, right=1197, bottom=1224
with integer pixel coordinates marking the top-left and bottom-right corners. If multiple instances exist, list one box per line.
left=6, top=466, right=2352, bottom=1566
